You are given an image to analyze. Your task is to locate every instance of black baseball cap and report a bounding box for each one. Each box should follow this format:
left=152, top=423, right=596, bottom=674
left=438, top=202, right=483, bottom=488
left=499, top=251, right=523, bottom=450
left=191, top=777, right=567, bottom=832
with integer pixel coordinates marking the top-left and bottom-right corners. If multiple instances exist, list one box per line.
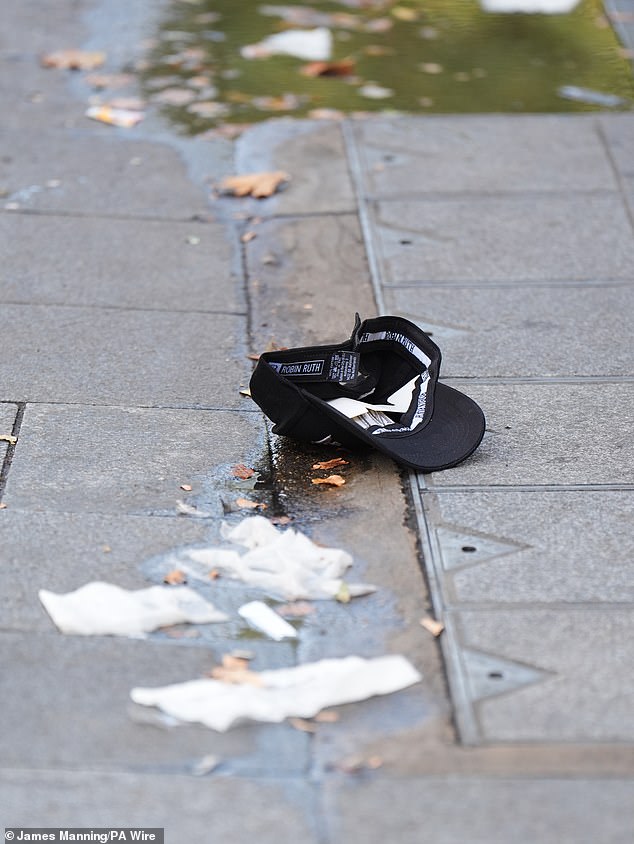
left=249, top=315, right=485, bottom=472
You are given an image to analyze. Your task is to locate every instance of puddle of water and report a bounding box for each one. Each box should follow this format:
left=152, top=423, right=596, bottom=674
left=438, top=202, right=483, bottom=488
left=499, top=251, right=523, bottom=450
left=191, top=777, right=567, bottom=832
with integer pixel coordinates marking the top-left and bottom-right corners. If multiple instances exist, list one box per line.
left=140, top=0, right=633, bottom=133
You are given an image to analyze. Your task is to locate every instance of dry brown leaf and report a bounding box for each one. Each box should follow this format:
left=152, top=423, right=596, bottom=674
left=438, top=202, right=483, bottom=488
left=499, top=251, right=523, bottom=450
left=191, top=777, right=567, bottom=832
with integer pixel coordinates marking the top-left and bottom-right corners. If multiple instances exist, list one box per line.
left=163, top=569, right=187, bottom=585
left=210, top=663, right=263, bottom=687
left=314, top=710, right=340, bottom=723
left=180, top=483, right=193, bottom=491
left=209, top=568, right=220, bottom=580
left=241, top=230, right=257, bottom=243
left=420, top=616, right=445, bottom=637
left=336, top=754, right=383, bottom=774
left=0, top=434, right=17, bottom=445
left=235, top=497, right=267, bottom=510
left=276, top=601, right=315, bottom=618
left=233, top=464, right=255, bottom=479
left=220, top=170, right=290, bottom=199
left=312, top=474, right=346, bottom=487
left=222, top=654, right=251, bottom=671
left=300, top=58, right=356, bottom=77
left=41, top=49, right=106, bottom=70
left=289, top=717, right=318, bottom=733
left=312, top=457, right=349, bottom=471
left=0, top=503, right=7, bottom=510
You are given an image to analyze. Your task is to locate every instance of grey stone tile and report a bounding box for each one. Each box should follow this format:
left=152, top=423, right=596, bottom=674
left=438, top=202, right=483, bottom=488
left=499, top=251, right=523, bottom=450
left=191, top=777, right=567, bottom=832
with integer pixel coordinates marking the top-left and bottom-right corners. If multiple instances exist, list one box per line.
left=0, top=128, right=209, bottom=219
left=0, top=632, right=307, bottom=774
left=325, top=776, right=634, bottom=844
left=427, top=382, right=634, bottom=487
left=231, top=119, right=355, bottom=215
left=427, top=490, right=634, bottom=604
left=454, top=608, right=634, bottom=741
left=5, top=404, right=266, bottom=515
left=0, top=511, right=216, bottom=631
left=353, top=114, right=615, bottom=195
left=0, top=305, right=248, bottom=405
left=1, top=769, right=319, bottom=839
left=245, top=215, right=375, bottom=349
left=0, top=213, right=243, bottom=312
left=371, top=195, right=634, bottom=282
left=384, top=284, right=634, bottom=377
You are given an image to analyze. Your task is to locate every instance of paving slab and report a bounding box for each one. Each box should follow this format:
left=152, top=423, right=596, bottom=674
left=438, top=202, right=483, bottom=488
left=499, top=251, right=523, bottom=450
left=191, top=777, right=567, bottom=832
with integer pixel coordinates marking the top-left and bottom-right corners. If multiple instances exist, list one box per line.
left=0, top=213, right=243, bottom=312
left=453, top=608, right=634, bottom=742
left=0, top=768, right=320, bottom=840
left=0, top=511, right=215, bottom=631
left=426, top=382, right=634, bottom=488
left=0, top=305, right=248, bottom=405
left=0, top=128, right=209, bottom=219
left=384, top=283, right=634, bottom=378
left=0, top=631, right=307, bottom=775
left=324, top=776, right=634, bottom=844
left=352, top=114, right=616, bottom=196
left=4, top=404, right=266, bottom=515
left=245, top=215, right=374, bottom=350
left=424, top=489, right=634, bottom=605
left=232, top=119, right=356, bottom=216
left=370, top=195, right=634, bottom=283
left=599, top=113, right=634, bottom=179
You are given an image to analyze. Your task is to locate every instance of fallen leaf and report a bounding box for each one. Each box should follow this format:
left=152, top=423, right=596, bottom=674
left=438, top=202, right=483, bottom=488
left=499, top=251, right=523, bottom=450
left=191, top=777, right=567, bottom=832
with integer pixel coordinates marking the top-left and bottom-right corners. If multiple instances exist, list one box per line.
left=187, top=101, right=229, bottom=119
left=152, top=86, right=197, bottom=106
left=235, top=497, right=267, bottom=510
left=270, top=514, right=292, bottom=526
left=314, top=710, right=340, bottom=723
left=312, top=474, right=346, bottom=487
left=290, top=717, right=318, bottom=733
left=0, top=503, right=7, bottom=510
left=220, top=171, right=290, bottom=199
left=84, top=72, right=135, bottom=89
left=163, top=569, right=187, bottom=585
left=164, top=627, right=200, bottom=639
left=336, top=754, right=383, bottom=773
left=392, top=5, right=419, bottom=20
left=420, top=616, right=444, bottom=637
left=222, top=654, right=251, bottom=671
left=102, top=545, right=112, bottom=553
left=364, top=45, right=395, bottom=56
left=276, top=601, right=315, bottom=618
left=308, top=108, right=346, bottom=120
left=312, top=457, right=349, bottom=470
left=41, top=49, right=106, bottom=70
left=300, top=58, right=356, bottom=77
left=209, top=568, right=220, bottom=580
left=209, top=657, right=264, bottom=687
left=180, top=483, right=193, bottom=491
left=233, top=464, right=255, bottom=479
left=420, top=62, right=444, bottom=74
left=200, top=122, right=252, bottom=140
left=241, top=230, right=257, bottom=243
left=359, top=83, right=394, bottom=99
left=0, top=434, right=17, bottom=445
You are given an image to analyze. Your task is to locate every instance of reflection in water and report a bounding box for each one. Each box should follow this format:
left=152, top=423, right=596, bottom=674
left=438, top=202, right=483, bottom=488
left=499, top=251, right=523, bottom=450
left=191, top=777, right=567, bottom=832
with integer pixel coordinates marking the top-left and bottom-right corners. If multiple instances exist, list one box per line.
left=139, top=0, right=633, bottom=133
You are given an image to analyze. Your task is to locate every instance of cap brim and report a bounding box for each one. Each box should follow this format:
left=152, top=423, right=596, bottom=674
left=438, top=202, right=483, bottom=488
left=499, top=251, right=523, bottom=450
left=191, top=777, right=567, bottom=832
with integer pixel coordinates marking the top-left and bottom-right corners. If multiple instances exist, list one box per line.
left=311, top=382, right=485, bottom=473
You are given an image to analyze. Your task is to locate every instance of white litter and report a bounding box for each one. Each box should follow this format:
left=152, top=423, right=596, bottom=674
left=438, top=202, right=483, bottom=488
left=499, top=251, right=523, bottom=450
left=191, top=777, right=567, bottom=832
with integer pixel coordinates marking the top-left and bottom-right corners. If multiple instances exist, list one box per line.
left=480, top=0, right=579, bottom=12
left=131, top=654, right=421, bottom=731
left=557, top=86, right=627, bottom=108
left=241, top=27, right=332, bottom=61
left=176, top=515, right=376, bottom=601
left=238, top=600, right=298, bottom=641
left=39, top=581, right=228, bottom=637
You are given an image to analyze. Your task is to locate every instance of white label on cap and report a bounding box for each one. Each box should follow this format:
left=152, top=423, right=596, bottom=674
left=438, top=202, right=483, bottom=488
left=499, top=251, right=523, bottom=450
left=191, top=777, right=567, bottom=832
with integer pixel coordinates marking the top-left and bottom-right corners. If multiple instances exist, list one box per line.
left=358, top=330, right=432, bottom=368
left=371, top=372, right=431, bottom=435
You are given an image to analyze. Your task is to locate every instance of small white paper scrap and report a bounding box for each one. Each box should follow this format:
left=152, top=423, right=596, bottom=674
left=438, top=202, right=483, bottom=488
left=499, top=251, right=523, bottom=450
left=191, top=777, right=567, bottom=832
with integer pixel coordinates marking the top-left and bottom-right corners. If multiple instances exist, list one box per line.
left=131, top=654, right=422, bottom=731
left=238, top=600, right=298, bottom=641
left=241, top=27, right=332, bottom=61
left=39, top=581, right=228, bottom=637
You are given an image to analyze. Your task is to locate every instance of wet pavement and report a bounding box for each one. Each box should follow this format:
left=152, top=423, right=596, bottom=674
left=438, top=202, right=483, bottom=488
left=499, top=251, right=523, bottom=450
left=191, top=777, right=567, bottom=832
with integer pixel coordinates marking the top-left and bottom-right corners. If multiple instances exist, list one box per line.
left=1, top=1, right=633, bottom=841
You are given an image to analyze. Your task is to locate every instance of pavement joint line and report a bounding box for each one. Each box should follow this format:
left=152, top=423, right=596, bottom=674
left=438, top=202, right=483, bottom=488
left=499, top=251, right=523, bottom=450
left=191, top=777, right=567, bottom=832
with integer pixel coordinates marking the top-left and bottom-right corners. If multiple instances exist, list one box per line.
left=441, top=376, right=634, bottom=384
left=384, top=278, right=634, bottom=288
left=596, top=116, right=634, bottom=232
left=0, top=208, right=215, bottom=225
left=0, top=301, right=248, bottom=317
left=443, top=602, right=634, bottom=611
left=0, top=402, right=25, bottom=503
left=362, top=188, right=621, bottom=203
left=420, top=484, right=634, bottom=492
left=0, top=400, right=260, bottom=413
